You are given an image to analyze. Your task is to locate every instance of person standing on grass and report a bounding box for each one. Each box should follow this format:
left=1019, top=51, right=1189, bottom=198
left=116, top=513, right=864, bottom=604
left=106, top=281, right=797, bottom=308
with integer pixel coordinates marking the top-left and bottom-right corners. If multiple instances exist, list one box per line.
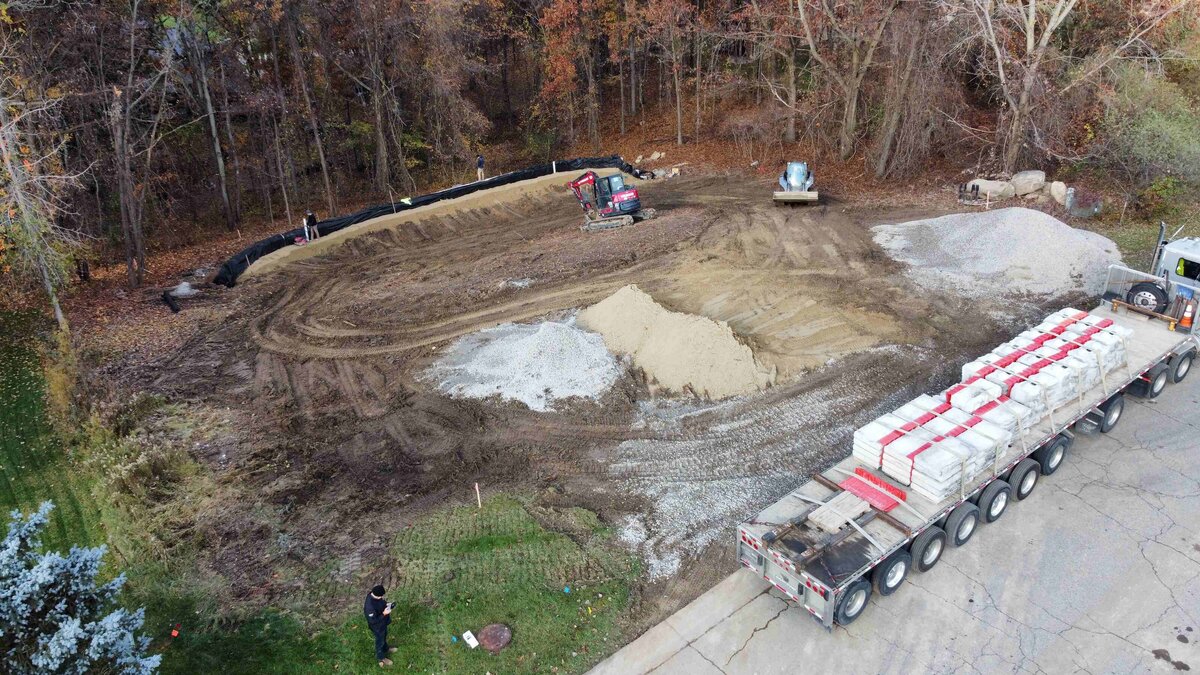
left=476, top=154, right=485, bottom=182
left=364, top=585, right=398, bottom=667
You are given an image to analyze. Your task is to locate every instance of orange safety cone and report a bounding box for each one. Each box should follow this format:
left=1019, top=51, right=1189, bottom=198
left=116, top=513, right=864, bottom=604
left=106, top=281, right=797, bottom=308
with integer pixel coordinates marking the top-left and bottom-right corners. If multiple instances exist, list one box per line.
left=1182, top=300, right=1195, bottom=329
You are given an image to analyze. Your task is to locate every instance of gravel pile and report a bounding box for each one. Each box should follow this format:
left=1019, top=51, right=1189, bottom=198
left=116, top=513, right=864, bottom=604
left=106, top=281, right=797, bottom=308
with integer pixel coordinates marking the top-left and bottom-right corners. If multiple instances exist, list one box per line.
left=425, top=318, right=620, bottom=412
left=873, top=207, right=1120, bottom=297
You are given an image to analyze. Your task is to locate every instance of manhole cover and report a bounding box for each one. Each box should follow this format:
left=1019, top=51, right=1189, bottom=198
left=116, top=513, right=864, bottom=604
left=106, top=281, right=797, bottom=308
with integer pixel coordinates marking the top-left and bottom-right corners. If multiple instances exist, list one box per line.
left=477, top=623, right=512, bottom=654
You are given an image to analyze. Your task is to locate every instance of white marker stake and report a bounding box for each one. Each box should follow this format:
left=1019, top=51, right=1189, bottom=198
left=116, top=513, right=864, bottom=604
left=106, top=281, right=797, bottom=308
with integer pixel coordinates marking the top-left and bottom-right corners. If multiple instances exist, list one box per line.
left=475, top=483, right=482, bottom=509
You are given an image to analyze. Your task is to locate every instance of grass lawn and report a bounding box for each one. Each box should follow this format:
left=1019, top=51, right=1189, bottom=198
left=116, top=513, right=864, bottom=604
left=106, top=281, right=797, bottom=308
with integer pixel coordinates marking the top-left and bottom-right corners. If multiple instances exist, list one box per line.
left=0, top=311, right=103, bottom=550
left=158, top=495, right=637, bottom=674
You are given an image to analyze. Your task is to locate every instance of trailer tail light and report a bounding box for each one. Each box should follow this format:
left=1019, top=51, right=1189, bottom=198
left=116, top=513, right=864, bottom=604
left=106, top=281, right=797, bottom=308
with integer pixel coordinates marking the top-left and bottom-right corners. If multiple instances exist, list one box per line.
left=801, top=575, right=828, bottom=600
left=740, top=531, right=760, bottom=550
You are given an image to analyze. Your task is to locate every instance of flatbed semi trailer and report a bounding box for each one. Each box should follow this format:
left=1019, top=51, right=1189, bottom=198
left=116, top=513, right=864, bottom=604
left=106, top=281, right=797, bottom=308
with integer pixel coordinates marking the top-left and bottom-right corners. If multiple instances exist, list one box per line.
left=736, top=264, right=1200, bottom=630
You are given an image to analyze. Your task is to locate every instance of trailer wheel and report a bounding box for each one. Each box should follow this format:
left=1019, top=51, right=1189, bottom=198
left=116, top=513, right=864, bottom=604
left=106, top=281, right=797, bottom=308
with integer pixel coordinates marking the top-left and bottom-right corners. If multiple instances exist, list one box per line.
left=910, top=526, right=946, bottom=573
left=978, top=480, right=1012, bottom=523
left=1009, top=459, right=1040, bottom=500
left=872, top=551, right=912, bottom=596
left=1169, top=351, right=1195, bottom=383
left=1129, top=364, right=1169, bottom=399
left=946, top=503, right=980, bottom=547
left=835, top=579, right=872, bottom=626
left=1032, top=435, right=1069, bottom=475
left=1126, top=282, right=1168, bottom=314
left=1098, top=394, right=1125, bottom=433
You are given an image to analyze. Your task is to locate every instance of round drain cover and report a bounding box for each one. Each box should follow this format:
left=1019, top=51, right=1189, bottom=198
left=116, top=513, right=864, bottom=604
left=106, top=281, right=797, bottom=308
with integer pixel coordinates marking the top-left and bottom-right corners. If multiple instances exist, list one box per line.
left=477, top=623, right=512, bottom=654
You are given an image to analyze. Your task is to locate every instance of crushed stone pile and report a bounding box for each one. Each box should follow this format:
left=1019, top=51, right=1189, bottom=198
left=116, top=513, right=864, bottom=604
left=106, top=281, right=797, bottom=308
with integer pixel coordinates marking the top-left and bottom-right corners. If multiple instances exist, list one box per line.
left=872, top=207, right=1120, bottom=297
left=578, top=285, right=775, bottom=399
left=425, top=318, right=620, bottom=412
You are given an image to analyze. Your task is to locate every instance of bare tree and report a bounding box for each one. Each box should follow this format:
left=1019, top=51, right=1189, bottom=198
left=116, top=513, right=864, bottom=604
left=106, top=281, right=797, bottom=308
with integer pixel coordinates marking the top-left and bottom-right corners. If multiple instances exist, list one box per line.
left=796, top=0, right=901, bottom=159
left=960, top=0, right=1185, bottom=172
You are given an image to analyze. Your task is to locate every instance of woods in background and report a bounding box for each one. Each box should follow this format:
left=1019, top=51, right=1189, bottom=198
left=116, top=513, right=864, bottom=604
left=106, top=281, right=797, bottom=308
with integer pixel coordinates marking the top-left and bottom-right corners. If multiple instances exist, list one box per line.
left=1, top=0, right=1197, bottom=299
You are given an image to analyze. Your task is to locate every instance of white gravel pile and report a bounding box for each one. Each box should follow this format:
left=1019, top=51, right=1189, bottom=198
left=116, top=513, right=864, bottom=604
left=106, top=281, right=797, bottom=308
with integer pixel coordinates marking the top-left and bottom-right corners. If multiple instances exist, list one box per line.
left=426, top=318, right=620, bottom=412
left=873, top=207, right=1120, bottom=297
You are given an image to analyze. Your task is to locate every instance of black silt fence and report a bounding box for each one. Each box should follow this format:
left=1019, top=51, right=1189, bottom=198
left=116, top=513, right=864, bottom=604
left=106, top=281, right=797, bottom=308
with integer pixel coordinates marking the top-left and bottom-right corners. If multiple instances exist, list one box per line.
left=212, top=156, right=646, bottom=287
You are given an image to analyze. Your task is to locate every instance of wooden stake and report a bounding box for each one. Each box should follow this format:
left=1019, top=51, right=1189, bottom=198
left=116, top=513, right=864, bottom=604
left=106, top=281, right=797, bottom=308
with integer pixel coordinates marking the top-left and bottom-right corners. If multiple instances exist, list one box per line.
left=475, top=483, right=482, bottom=509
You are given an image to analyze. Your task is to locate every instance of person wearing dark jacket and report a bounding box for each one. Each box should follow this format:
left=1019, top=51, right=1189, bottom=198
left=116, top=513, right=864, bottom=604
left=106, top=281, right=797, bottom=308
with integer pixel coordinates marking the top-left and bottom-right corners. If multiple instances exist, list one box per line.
left=364, top=585, right=397, bottom=667
left=476, top=154, right=485, bottom=182
left=303, top=211, right=320, bottom=240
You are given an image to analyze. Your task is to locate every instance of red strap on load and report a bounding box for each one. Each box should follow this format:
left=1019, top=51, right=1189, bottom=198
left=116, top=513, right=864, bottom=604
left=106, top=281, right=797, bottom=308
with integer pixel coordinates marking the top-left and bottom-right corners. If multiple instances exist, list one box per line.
left=839, top=476, right=900, bottom=512
left=854, top=467, right=907, bottom=501
left=995, top=353, right=1021, bottom=367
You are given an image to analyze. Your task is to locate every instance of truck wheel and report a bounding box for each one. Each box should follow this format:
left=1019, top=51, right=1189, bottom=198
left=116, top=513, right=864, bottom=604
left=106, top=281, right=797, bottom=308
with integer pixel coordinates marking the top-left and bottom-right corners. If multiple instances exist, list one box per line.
left=1032, top=435, right=1069, bottom=475
left=978, top=480, right=1012, bottom=523
left=910, top=526, right=946, bottom=573
left=835, top=579, right=872, bottom=626
left=1129, top=365, right=1169, bottom=399
left=1126, top=282, right=1168, bottom=314
left=946, top=503, right=980, bottom=547
left=1099, top=394, right=1125, bottom=433
left=1169, top=351, right=1195, bottom=383
left=872, top=551, right=912, bottom=596
left=1008, top=459, right=1040, bottom=500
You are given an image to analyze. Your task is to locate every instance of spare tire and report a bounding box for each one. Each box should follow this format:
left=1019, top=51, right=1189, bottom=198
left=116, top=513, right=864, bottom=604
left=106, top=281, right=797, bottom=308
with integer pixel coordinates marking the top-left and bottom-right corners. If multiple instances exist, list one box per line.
left=1126, top=282, right=1168, bottom=314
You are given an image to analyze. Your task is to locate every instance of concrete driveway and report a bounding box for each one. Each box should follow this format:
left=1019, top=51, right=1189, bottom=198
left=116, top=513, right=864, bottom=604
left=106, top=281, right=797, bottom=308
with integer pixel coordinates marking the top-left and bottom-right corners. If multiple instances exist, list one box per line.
left=592, top=373, right=1200, bottom=674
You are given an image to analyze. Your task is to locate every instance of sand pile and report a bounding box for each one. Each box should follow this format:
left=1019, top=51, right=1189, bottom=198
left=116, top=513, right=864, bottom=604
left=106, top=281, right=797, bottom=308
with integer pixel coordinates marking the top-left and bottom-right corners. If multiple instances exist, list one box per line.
left=425, top=319, right=620, bottom=412
left=872, top=207, right=1120, bottom=297
left=578, top=285, right=775, bottom=399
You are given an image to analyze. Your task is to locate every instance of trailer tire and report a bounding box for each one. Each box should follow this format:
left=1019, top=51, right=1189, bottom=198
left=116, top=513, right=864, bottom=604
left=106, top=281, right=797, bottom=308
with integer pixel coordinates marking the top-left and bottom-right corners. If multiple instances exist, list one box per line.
left=910, top=527, right=946, bottom=573
left=1032, top=435, right=1069, bottom=475
left=1129, top=364, right=1169, bottom=399
left=1169, top=351, right=1195, bottom=383
left=872, top=551, right=912, bottom=596
left=946, top=503, right=980, bottom=547
left=835, top=579, right=872, bottom=626
left=1126, top=282, right=1168, bottom=314
left=978, top=480, right=1012, bottom=523
left=1009, top=459, right=1040, bottom=500
left=1098, top=394, right=1125, bottom=433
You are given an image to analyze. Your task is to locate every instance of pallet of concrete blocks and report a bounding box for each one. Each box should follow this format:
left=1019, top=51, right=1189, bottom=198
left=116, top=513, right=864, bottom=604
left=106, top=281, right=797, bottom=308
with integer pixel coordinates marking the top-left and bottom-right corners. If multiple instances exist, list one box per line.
left=852, top=397, right=946, bottom=469
left=881, top=434, right=992, bottom=502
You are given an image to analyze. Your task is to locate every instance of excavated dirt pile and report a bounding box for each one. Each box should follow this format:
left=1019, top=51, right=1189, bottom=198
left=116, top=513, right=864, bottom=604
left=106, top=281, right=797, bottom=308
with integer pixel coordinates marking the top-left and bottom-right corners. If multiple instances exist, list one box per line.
left=579, top=285, right=776, bottom=399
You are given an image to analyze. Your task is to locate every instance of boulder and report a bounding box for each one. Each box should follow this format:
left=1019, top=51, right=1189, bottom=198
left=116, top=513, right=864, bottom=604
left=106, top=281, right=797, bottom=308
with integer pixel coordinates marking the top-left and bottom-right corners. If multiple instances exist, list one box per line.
left=1010, top=170, right=1046, bottom=195
left=1049, top=181, right=1068, bottom=206
left=648, top=151, right=663, bottom=161
left=634, top=155, right=643, bottom=163
left=966, top=178, right=1016, bottom=199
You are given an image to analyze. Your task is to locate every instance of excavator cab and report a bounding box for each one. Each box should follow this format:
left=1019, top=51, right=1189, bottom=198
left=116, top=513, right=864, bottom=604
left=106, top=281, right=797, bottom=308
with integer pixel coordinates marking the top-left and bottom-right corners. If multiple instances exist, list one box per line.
left=568, top=171, right=655, bottom=231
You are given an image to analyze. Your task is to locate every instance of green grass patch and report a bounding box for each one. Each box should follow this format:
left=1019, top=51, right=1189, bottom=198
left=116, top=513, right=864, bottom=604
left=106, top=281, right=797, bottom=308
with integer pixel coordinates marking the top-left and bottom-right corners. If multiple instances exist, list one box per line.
left=0, top=310, right=103, bottom=551
left=154, top=495, right=636, bottom=674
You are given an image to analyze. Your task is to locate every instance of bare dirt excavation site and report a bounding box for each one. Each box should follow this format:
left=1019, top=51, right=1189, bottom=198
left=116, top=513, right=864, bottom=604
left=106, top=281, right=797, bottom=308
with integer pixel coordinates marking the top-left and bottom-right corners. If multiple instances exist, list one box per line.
left=161, top=168, right=1119, bottom=630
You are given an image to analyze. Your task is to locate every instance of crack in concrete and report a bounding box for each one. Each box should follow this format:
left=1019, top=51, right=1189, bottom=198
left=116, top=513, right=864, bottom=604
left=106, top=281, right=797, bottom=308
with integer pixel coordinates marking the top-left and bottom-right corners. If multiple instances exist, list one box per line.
left=723, top=604, right=788, bottom=666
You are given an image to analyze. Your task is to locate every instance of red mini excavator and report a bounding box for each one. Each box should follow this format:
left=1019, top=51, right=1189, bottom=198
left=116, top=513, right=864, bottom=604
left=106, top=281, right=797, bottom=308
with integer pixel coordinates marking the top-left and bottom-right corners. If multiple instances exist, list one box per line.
left=567, top=171, right=656, bottom=232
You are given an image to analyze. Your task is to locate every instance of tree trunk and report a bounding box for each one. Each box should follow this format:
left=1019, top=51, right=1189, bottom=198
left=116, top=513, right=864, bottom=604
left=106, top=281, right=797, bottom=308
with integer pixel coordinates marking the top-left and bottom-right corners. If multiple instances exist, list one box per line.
left=784, top=47, right=797, bottom=144
left=694, top=29, right=702, bottom=140
left=196, top=53, right=236, bottom=231
left=874, top=25, right=922, bottom=177
left=619, top=58, right=626, bottom=135
left=271, top=113, right=294, bottom=227
left=220, top=62, right=243, bottom=221
left=286, top=20, right=337, bottom=216
left=672, top=34, right=683, bottom=145
left=371, top=75, right=390, bottom=194
left=838, top=81, right=860, bottom=160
